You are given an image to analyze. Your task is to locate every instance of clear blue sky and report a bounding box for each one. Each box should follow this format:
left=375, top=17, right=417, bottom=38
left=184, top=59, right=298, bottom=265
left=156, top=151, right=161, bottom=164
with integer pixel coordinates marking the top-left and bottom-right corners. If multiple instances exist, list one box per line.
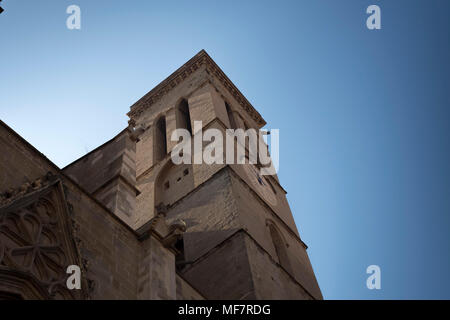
left=1, top=1, right=449, bottom=299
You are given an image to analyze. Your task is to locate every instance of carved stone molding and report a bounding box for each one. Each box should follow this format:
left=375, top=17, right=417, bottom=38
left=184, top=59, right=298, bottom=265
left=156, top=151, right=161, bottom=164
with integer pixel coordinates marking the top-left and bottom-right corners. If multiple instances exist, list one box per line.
left=0, top=172, right=56, bottom=208
left=0, top=175, right=88, bottom=299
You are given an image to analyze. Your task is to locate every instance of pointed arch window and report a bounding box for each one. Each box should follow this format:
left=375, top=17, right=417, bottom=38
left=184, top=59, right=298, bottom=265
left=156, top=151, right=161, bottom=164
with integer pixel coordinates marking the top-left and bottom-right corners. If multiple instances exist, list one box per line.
left=268, top=223, right=292, bottom=274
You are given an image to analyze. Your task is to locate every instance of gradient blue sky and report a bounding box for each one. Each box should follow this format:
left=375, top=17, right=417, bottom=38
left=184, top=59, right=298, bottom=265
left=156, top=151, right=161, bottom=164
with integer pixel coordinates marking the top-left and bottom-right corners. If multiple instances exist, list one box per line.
left=1, top=1, right=449, bottom=299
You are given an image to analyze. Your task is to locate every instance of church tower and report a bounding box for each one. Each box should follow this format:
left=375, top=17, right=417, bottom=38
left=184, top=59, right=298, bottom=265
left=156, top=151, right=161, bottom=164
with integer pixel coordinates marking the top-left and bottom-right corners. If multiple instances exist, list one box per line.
left=128, top=50, right=322, bottom=300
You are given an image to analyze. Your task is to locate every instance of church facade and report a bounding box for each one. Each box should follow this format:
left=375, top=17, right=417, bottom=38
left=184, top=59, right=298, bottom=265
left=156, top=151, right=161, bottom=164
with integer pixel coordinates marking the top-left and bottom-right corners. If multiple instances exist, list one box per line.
left=0, top=50, right=322, bottom=300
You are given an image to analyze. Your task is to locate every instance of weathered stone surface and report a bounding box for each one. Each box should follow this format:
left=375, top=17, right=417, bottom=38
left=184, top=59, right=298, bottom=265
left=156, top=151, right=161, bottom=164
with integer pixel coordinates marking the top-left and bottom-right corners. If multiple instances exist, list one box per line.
left=0, top=50, right=321, bottom=300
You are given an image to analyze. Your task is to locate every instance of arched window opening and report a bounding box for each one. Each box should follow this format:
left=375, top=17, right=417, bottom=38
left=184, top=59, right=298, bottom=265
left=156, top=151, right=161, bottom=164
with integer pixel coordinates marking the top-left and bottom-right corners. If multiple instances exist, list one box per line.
left=268, top=224, right=292, bottom=274
left=225, top=102, right=237, bottom=129
left=177, top=99, right=192, bottom=135
left=155, top=116, right=167, bottom=162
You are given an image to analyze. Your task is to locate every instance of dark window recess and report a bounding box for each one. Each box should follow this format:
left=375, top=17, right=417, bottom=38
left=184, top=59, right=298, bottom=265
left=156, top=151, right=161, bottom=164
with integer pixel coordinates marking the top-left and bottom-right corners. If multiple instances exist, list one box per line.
left=178, top=99, right=192, bottom=135
left=183, top=169, right=189, bottom=176
left=155, top=116, right=167, bottom=162
left=164, top=181, right=170, bottom=190
left=225, top=102, right=237, bottom=129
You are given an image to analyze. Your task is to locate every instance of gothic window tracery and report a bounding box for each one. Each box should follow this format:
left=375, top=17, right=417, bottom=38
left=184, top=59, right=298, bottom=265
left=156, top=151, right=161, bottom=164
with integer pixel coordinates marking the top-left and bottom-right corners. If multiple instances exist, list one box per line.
left=0, top=177, right=86, bottom=299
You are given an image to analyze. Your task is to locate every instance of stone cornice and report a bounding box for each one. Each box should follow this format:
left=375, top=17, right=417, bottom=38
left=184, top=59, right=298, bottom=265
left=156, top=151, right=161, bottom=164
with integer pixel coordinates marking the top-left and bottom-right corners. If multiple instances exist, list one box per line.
left=127, top=50, right=266, bottom=127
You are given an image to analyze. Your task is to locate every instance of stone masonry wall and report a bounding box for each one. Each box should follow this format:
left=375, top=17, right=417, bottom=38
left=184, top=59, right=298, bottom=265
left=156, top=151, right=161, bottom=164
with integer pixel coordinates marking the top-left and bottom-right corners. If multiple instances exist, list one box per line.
left=0, top=121, right=185, bottom=300
left=63, top=129, right=137, bottom=227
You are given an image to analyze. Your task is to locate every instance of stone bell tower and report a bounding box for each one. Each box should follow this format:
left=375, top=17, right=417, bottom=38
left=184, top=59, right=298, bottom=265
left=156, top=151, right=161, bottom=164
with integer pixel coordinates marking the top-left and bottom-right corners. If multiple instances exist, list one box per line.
left=128, top=50, right=322, bottom=300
